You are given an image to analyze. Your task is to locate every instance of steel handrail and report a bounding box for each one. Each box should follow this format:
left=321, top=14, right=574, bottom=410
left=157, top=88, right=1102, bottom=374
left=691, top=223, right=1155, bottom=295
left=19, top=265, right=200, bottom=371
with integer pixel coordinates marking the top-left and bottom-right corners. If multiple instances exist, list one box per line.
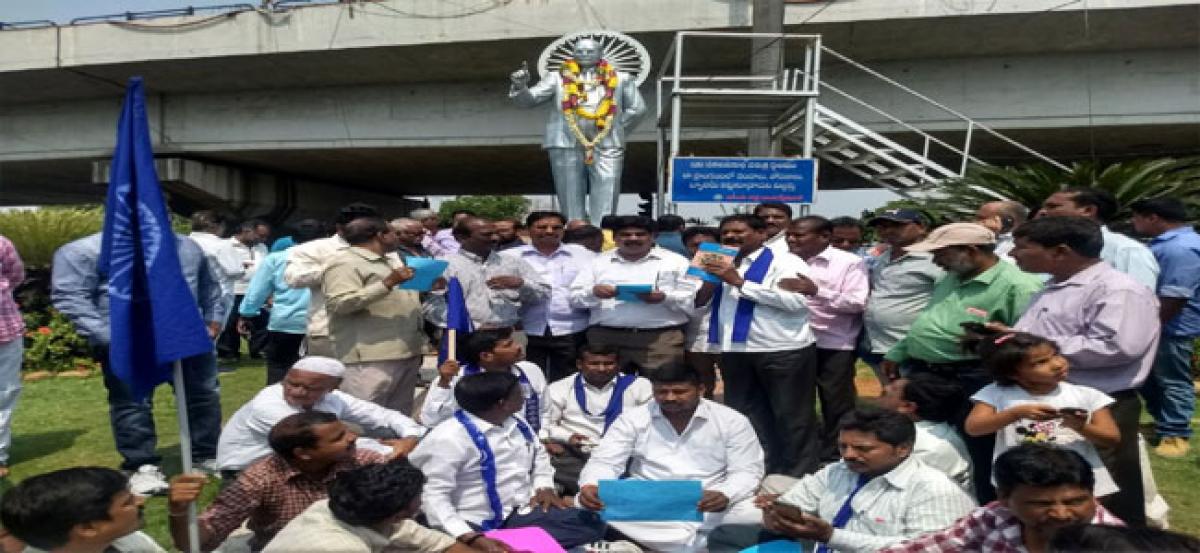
left=817, top=80, right=981, bottom=168
left=821, top=46, right=1067, bottom=170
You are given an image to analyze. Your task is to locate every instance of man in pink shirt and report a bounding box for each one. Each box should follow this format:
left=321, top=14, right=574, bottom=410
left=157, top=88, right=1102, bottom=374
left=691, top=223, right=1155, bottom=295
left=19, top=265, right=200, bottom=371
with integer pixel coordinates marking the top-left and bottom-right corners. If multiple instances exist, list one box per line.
left=783, top=216, right=870, bottom=460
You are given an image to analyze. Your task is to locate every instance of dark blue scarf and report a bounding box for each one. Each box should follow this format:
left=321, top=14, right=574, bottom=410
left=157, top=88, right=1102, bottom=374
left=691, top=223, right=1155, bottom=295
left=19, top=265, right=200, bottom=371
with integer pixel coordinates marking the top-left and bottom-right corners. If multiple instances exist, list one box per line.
left=708, top=247, right=774, bottom=344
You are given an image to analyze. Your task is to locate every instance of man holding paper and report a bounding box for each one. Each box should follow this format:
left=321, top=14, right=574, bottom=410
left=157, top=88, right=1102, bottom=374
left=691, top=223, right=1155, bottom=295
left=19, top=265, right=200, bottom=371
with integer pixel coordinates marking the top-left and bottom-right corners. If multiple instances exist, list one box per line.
left=570, top=215, right=694, bottom=375
left=577, top=362, right=765, bottom=552
left=695, top=214, right=820, bottom=477
left=324, top=216, right=431, bottom=414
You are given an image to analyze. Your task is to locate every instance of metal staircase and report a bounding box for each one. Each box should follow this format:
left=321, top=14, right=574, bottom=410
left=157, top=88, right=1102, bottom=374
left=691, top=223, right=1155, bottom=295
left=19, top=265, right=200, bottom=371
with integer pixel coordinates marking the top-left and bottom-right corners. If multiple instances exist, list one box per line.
left=655, top=32, right=1067, bottom=212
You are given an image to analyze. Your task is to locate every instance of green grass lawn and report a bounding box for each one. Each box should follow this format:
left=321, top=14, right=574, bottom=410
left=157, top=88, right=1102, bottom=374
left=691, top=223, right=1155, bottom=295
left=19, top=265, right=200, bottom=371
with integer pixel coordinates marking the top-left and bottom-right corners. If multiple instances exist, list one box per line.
left=3, top=359, right=268, bottom=548
left=4, top=361, right=1198, bottom=550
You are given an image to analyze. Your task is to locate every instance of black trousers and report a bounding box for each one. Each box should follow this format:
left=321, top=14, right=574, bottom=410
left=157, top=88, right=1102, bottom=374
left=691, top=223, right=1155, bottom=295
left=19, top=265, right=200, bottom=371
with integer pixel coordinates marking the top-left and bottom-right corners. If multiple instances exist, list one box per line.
left=721, top=346, right=820, bottom=476
left=265, top=331, right=304, bottom=386
left=908, top=359, right=997, bottom=504
left=1100, top=390, right=1146, bottom=526
left=816, top=348, right=858, bottom=461
left=218, top=295, right=268, bottom=359
left=525, top=329, right=586, bottom=382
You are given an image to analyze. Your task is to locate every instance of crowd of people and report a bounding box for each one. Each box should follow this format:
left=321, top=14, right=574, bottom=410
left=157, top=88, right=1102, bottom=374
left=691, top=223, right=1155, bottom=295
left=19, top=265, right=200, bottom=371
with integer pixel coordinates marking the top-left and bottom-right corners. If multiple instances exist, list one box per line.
left=0, top=188, right=1196, bottom=552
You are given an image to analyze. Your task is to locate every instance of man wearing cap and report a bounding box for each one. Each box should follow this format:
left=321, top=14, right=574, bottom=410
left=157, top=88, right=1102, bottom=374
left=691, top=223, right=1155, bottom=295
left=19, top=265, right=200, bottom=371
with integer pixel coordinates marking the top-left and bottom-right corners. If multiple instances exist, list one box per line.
left=215, top=356, right=426, bottom=475
left=880, top=222, right=1043, bottom=504
left=861, top=210, right=944, bottom=380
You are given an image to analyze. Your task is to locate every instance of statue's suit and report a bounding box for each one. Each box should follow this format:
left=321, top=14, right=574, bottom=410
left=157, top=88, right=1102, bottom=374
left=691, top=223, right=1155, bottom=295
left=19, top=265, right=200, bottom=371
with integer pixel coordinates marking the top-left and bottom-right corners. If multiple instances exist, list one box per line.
left=511, top=68, right=646, bottom=221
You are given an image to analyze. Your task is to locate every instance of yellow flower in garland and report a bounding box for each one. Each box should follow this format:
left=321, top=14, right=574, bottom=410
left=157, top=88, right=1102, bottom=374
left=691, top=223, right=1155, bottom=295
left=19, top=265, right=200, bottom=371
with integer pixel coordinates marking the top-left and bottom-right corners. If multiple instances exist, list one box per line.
left=560, top=58, right=620, bottom=164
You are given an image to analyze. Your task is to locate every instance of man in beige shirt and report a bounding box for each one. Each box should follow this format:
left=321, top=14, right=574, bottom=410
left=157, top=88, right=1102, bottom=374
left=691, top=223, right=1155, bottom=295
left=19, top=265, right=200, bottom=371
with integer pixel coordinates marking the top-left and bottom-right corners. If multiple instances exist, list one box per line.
left=285, top=203, right=378, bottom=357
left=323, top=216, right=428, bottom=415
left=264, top=461, right=480, bottom=553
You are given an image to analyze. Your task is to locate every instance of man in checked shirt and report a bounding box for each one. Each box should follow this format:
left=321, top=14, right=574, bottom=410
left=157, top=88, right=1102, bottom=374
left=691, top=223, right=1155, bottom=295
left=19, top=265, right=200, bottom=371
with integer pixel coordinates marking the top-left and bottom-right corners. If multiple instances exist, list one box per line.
left=881, top=443, right=1122, bottom=553
left=167, top=410, right=386, bottom=552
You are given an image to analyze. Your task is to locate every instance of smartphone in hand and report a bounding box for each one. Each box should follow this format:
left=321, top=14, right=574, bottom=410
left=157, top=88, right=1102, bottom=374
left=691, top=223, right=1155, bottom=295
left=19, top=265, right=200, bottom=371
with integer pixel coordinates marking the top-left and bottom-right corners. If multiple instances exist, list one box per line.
left=771, top=499, right=808, bottom=522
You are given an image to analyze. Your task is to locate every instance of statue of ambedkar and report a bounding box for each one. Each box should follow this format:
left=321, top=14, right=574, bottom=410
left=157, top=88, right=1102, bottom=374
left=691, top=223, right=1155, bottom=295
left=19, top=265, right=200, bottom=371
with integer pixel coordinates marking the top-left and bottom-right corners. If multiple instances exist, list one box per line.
left=510, top=37, right=647, bottom=222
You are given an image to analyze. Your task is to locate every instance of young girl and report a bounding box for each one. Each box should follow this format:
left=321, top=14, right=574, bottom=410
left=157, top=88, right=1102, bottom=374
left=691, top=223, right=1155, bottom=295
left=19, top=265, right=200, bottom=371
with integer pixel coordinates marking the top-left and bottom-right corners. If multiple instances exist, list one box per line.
left=961, top=323, right=1120, bottom=497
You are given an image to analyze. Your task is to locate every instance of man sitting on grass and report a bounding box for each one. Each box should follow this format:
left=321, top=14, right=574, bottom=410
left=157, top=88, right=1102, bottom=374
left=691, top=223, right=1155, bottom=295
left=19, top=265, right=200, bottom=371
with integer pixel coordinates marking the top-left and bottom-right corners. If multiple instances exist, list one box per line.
left=421, top=328, right=548, bottom=432
left=722, top=409, right=975, bottom=553
left=875, top=373, right=974, bottom=493
left=0, top=467, right=163, bottom=553
left=216, top=356, right=425, bottom=475
left=265, top=459, right=479, bottom=552
left=170, top=410, right=386, bottom=551
left=543, top=343, right=653, bottom=494
left=411, top=371, right=605, bottom=550
left=881, top=443, right=1122, bottom=553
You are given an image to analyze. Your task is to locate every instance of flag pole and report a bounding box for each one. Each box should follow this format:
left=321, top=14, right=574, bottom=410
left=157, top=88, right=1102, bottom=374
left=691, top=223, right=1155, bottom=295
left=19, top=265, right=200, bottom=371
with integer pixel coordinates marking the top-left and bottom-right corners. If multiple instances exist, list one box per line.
left=446, top=329, right=457, bottom=361
left=173, top=360, right=200, bottom=553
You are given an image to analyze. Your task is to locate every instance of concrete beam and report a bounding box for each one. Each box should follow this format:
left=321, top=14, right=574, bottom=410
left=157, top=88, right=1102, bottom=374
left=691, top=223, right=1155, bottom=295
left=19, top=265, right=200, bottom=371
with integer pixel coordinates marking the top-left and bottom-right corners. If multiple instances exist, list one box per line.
left=0, top=47, right=1194, bottom=162
left=91, top=157, right=420, bottom=221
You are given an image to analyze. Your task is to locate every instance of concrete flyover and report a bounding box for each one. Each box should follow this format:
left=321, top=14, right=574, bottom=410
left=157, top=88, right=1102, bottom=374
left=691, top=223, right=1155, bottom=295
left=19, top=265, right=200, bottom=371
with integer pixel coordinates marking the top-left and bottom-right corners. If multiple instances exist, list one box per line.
left=0, top=0, right=1196, bottom=221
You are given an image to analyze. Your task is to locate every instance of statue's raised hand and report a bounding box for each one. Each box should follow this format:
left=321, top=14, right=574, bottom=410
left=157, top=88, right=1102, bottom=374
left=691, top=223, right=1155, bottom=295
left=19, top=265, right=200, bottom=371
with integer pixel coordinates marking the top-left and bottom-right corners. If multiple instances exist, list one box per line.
left=510, top=60, right=530, bottom=89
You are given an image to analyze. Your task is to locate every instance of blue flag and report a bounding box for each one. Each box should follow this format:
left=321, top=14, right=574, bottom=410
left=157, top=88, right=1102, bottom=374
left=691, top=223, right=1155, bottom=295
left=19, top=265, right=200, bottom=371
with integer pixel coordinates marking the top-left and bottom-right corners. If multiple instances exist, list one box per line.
left=438, top=276, right=473, bottom=364
left=98, top=77, right=214, bottom=401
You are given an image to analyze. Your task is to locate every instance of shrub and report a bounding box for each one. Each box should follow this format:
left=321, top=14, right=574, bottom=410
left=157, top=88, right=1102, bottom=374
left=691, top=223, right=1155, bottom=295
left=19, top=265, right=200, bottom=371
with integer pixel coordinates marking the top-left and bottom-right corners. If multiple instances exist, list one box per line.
left=22, top=310, right=99, bottom=374
left=437, top=196, right=530, bottom=225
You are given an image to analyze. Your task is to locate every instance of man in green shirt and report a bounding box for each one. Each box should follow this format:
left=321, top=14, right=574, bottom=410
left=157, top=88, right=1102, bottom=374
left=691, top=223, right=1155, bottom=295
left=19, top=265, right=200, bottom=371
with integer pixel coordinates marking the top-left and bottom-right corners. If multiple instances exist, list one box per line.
left=880, top=222, right=1042, bottom=504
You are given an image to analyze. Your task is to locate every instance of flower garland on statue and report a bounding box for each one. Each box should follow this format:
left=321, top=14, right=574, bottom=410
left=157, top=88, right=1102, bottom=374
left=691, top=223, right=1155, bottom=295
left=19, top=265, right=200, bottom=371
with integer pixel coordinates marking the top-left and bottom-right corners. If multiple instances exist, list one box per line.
left=560, top=58, right=619, bottom=165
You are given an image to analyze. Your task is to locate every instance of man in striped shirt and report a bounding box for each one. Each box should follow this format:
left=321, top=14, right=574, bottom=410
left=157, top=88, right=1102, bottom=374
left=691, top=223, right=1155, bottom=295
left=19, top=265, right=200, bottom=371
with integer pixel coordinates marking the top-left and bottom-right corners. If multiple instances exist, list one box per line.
left=881, top=443, right=1122, bottom=553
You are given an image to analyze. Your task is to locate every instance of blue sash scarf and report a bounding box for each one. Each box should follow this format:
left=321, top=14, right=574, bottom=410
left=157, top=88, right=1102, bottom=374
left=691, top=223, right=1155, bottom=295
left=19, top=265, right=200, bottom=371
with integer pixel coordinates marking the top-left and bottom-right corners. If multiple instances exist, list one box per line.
left=814, top=474, right=870, bottom=553
left=574, top=374, right=637, bottom=436
left=708, top=247, right=774, bottom=344
left=454, top=409, right=535, bottom=531
left=463, top=364, right=541, bottom=432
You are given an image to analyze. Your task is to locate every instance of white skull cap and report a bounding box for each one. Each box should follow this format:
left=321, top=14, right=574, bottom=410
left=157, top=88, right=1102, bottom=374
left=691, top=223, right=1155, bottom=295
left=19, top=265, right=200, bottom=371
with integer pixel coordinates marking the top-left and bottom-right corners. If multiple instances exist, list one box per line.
left=291, top=356, right=346, bottom=378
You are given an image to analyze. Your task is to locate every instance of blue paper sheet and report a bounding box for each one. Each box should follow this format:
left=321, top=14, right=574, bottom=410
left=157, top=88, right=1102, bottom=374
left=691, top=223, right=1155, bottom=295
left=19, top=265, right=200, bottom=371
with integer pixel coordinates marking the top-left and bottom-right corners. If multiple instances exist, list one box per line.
left=598, top=479, right=703, bottom=522
left=686, top=242, right=738, bottom=283
left=740, top=540, right=803, bottom=553
left=614, top=284, right=655, bottom=303
left=399, top=257, right=449, bottom=291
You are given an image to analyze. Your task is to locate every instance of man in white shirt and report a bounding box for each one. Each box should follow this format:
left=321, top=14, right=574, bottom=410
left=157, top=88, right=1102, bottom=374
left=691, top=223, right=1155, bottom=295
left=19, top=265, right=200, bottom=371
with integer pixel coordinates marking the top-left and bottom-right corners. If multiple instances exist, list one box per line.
left=695, top=214, right=819, bottom=476
left=723, top=409, right=976, bottom=553
left=410, top=371, right=606, bottom=549
left=681, top=227, right=723, bottom=398
left=753, top=202, right=794, bottom=255
left=264, top=460, right=467, bottom=553
left=216, top=356, right=424, bottom=473
left=543, top=343, right=653, bottom=494
left=578, top=362, right=765, bottom=552
left=189, top=210, right=245, bottom=340
left=285, top=203, right=378, bottom=357
left=1038, top=187, right=1160, bottom=290
left=421, top=328, right=549, bottom=432
left=502, top=211, right=596, bottom=381
left=875, top=373, right=973, bottom=494
left=570, top=215, right=694, bottom=375
left=219, top=219, right=271, bottom=361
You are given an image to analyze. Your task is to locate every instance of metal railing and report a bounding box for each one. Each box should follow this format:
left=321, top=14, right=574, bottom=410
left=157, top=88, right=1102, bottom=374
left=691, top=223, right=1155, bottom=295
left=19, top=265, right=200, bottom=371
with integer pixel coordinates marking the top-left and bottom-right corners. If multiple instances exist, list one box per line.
left=818, top=46, right=1068, bottom=173
left=657, top=31, right=823, bottom=97
left=67, top=4, right=258, bottom=25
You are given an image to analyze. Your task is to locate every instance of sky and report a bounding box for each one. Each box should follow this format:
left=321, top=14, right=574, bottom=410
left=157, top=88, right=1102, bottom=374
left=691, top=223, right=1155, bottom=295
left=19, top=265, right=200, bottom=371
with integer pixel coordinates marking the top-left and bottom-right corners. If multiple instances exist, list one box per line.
left=0, top=1, right=262, bottom=23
